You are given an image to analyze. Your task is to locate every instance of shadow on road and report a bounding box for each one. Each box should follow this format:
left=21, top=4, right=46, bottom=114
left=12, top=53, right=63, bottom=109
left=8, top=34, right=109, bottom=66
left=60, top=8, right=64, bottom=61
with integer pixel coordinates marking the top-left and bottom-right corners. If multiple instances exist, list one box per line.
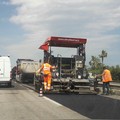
left=45, top=93, right=120, bottom=119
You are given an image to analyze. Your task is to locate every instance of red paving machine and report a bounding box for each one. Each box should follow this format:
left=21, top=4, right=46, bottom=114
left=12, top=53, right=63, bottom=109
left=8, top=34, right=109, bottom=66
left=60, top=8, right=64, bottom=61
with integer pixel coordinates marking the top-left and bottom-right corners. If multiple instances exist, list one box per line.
left=35, top=36, right=98, bottom=94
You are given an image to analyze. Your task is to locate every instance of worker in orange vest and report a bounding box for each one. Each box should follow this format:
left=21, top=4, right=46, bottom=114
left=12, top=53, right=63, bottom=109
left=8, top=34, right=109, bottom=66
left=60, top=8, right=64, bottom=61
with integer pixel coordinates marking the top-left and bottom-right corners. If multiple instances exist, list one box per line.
left=36, top=59, right=55, bottom=91
left=98, top=66, right=112, bottom=95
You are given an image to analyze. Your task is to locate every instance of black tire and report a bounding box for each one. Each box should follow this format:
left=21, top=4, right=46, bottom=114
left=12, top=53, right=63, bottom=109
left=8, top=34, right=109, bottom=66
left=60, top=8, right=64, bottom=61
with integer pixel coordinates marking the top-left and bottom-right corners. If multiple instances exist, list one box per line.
left=35, top=82, right=40, bottom=92
left=8, top=82, right=11, bottom=87
left=19, top=74, right=24, bottom=83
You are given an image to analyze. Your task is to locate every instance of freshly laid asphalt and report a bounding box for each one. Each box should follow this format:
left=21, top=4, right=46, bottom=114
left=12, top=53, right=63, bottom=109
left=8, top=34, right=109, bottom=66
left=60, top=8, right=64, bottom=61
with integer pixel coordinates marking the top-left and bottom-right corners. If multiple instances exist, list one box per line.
left=19, top=80, right=120, bottom=119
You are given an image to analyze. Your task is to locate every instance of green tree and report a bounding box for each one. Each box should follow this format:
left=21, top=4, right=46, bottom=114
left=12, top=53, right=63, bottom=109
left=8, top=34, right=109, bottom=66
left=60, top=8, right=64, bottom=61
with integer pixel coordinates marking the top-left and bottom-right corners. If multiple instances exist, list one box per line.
left=109, top=65, right=120, bottom=82
left=89, top=56, right=101, bottom=69
left=99, top=50, right=107, bottom=67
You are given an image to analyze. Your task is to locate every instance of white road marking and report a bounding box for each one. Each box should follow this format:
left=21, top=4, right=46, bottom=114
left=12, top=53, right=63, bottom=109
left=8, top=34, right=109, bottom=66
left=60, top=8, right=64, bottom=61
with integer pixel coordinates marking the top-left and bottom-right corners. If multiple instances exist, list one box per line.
left=43, top=96, right=62, bottom=106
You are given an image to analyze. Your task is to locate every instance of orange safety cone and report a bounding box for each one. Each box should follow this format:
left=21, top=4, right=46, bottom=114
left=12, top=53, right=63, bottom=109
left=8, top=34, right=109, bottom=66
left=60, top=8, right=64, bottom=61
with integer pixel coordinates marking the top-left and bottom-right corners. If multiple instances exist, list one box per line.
left=39, top=87, right=43, bottom=97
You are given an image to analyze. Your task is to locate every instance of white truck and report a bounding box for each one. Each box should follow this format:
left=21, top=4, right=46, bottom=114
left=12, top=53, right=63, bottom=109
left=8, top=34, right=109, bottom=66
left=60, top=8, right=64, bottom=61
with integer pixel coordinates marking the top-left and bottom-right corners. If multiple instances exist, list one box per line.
left=0, top=56, right=12, bottom=87
left=16, top=59, right=41, bottom=83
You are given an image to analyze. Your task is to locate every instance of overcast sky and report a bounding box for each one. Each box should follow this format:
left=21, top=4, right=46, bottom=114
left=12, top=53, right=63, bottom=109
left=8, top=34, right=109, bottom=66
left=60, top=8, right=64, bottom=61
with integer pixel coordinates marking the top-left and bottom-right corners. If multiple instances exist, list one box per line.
left=0, top=0, right=120, bottom=67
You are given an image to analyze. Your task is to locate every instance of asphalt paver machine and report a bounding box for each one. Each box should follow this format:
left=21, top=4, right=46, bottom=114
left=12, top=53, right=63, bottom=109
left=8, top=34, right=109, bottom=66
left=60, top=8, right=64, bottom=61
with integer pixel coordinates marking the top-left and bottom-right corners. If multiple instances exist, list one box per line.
left=35, top=36, right=98, bottom=94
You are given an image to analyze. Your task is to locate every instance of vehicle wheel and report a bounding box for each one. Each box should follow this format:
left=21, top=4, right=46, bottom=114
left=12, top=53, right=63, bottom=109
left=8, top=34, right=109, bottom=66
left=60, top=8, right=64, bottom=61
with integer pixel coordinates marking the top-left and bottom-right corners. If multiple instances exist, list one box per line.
left=35, top=82, right=37, bottom=91
left=95, top=88, right=101, bottom=94
left=8, top=82, right=11, bottom=87
left=19, top=74, right=24, bottom=83
left=35, top=82, right=40, bottom=92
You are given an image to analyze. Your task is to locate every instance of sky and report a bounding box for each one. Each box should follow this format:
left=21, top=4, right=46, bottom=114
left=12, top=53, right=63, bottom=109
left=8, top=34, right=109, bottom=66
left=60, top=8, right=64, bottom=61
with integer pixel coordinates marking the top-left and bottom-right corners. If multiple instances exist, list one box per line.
left=0, top=0, right=120, bottom=67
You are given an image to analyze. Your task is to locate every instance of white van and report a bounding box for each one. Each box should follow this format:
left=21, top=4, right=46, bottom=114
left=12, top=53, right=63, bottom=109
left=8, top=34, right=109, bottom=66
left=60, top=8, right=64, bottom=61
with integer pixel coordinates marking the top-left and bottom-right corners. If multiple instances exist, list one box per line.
left=0, top=56, right=12, bottom=87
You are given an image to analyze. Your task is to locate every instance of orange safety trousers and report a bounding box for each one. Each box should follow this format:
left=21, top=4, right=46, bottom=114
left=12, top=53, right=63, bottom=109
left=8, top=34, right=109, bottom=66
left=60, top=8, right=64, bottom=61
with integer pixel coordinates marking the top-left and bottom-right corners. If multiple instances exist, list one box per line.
left=43, top=73, right=52, bottom=91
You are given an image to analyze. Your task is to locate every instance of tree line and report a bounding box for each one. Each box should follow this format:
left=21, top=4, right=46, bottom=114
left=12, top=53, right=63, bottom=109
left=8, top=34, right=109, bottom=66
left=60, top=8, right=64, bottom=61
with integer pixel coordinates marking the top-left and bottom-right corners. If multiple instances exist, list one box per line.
left=88, top=50, right=120, bottom=82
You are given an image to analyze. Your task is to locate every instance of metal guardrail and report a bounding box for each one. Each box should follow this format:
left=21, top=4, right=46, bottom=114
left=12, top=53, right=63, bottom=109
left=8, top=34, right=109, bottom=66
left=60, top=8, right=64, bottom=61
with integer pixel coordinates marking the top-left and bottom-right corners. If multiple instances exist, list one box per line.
left=16, top=79, right=120, bottom=95
left=98, top=81, right=120, bottom=88
left=110, top=82, right=120, bottom=87
left=97, top=81, right=120, bottom=95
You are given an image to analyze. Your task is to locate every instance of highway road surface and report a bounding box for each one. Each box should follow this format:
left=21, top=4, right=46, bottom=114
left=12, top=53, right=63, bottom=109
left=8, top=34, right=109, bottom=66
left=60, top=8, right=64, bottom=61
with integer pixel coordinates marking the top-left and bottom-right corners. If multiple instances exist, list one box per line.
left=0, top=81, right=120, bottom=120
left=0, top=81, right=88, bottom=120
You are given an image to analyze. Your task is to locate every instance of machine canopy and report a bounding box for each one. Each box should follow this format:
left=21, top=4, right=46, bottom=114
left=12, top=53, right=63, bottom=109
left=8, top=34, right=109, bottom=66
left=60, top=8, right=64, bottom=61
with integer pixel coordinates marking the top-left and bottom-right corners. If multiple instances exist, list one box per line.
left=39, top=36, right=87, bottom=51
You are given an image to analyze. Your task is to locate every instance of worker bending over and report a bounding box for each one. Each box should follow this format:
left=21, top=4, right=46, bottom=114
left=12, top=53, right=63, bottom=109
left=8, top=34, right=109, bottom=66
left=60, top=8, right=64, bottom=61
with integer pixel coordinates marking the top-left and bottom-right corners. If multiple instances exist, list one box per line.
left=36, top=59, right=55, bottom=91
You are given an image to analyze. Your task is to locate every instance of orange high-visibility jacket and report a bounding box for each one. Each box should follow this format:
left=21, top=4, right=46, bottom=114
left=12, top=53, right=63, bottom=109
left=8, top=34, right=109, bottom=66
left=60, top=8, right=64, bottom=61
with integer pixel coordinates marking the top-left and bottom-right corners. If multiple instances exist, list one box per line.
left=102, top=69, right=112, bottom=82
left=41, top=63, right=52, bottom=75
